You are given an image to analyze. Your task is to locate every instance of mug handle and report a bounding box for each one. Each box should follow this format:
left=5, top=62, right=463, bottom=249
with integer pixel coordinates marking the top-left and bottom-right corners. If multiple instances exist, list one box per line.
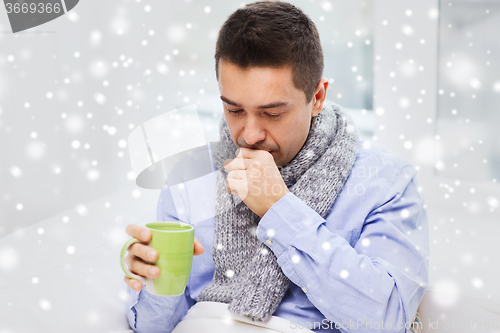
left=120, top=238, right=149, bottom=284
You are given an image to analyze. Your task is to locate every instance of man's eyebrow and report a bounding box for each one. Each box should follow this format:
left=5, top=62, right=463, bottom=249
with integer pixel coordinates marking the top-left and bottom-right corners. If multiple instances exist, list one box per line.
left=220, top=96, right=288, bottom=109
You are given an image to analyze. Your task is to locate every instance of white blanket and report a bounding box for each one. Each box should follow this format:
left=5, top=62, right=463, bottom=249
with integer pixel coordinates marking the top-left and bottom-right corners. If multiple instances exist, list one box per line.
left=172, top=301, right=314, bottom=333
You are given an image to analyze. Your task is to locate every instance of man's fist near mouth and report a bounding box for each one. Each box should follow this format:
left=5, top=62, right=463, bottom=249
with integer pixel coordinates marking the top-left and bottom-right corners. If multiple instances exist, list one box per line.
left=224, top=148, right=290, bottom=218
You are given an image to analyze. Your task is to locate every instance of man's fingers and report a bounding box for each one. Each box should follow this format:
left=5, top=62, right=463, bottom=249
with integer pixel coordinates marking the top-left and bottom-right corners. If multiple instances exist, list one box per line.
left=129, top=242, right=157, bottom=263
left=226, top=177, right=244, bottom=192
left=236, top=147, right=262, bottom=158
left=225, top=157, right=263, bottom=171
left=128, top=255, right=160, bottom=278
left=227, top=169, right=247, bottom=180
left=194, top=237, right=204, bottom=256
left=224, top=157, right=244, bottom=170
left=124, top=276, right=143, bottom=291
left=125, top=224, right=151, bottom=242
left=124, top=239, right=203, bottom=292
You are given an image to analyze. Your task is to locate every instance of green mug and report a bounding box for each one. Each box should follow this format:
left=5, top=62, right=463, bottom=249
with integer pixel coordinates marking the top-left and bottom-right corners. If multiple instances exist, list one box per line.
left=121, top=221, right=195, bottom=296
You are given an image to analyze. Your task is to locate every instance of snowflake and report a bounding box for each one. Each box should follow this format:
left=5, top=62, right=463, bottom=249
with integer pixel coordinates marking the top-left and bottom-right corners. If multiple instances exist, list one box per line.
left=39, top=299, right=52, bottom=311
left=75, top=204, right=88, bottom=216
left=0, top=248, right=18, bottom=270
left=67, top=245, right=76, bottom=254
left=9, top=166, right=22, bottom=178
left=471, top=277, right=484, bottom=289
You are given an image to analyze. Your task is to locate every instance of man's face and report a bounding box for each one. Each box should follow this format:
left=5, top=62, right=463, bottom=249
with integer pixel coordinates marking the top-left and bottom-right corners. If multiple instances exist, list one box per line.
left=218, top=60, right=327, bottom=167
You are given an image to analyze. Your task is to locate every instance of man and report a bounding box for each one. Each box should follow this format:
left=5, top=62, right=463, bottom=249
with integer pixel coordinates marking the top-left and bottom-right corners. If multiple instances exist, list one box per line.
left=123, top=1, right=429, bottom=332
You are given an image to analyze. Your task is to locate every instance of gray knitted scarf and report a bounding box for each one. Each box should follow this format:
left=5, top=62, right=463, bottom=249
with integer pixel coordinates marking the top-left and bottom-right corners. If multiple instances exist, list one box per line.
left=197, top=100, right=359, bottom=322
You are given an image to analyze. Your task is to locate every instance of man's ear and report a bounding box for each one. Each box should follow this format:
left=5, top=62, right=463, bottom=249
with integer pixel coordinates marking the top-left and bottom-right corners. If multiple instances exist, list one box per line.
left=311, top=78, right=329, bottom=117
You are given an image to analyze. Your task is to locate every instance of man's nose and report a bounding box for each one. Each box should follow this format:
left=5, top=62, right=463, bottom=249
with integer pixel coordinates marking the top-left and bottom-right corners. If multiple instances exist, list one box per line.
left=242, top=118, right=266, bottom=146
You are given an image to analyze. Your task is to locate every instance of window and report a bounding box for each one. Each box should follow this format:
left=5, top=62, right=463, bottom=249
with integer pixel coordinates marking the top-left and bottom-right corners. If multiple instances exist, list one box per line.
left=436, top=0, right=500, bottom=181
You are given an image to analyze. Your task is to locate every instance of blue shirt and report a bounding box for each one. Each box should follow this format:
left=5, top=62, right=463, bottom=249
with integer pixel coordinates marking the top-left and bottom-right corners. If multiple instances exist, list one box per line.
left=125, top=139, right=429, bottom=333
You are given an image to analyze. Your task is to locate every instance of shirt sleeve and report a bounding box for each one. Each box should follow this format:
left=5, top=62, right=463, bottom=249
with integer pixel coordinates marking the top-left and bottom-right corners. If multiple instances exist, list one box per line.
left=256, top=164, right=429, bottom=333
left=125, top=187, right=195, bottom=333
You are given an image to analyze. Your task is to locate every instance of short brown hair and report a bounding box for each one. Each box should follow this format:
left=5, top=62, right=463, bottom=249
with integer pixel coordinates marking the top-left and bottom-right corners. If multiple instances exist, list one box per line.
left=215, top=1, right=324, bottom=104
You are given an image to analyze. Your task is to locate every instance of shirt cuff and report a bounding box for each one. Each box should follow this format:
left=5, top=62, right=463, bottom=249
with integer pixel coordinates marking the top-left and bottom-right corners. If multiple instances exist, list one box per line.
left=125, top=286, right=141, bottom=330
left=256, top=192, right=325, bottom=257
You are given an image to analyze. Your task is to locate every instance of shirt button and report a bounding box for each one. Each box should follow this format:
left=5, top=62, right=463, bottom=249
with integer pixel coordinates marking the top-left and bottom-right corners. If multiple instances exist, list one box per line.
left=266, top=239, right=273, bottom=246
left=302, top=287, right=307, bottom=293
